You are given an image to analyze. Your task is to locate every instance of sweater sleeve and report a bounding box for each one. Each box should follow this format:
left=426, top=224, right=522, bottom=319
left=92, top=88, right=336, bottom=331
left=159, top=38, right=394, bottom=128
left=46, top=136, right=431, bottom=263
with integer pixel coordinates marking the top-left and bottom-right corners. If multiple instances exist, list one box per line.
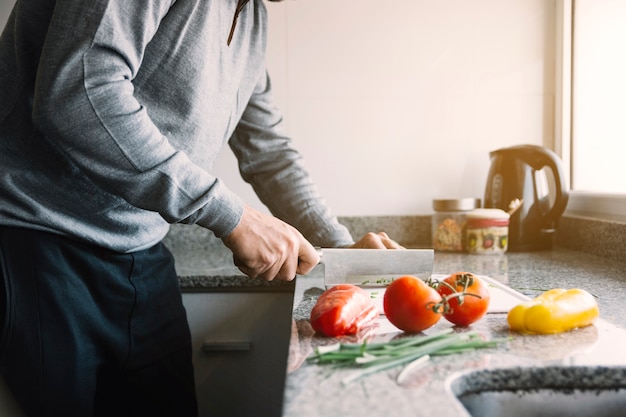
left=30, top=0, right=244, bottom=238
left=228, top=71, right=355, bottom=248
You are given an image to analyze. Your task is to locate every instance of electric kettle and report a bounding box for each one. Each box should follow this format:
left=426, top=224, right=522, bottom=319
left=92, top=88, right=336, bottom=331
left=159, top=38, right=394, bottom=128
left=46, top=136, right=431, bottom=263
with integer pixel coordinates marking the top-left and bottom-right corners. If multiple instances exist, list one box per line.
left=484, top=144, right=569, bottom=251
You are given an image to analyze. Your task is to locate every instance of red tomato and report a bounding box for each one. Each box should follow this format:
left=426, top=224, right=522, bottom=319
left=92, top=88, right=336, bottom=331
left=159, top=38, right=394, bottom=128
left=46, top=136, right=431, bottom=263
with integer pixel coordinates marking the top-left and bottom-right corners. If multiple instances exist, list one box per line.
left=310, top=284, right=379, bottom=337
left=436, top=272, right=490, bottom=326
left=383, top=275, right=442, bottom=333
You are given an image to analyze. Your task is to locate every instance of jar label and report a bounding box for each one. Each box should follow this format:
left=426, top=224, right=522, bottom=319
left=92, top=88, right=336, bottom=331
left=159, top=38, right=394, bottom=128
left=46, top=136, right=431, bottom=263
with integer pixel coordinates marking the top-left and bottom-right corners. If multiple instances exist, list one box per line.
left=466, top=226, right=508, bottom=254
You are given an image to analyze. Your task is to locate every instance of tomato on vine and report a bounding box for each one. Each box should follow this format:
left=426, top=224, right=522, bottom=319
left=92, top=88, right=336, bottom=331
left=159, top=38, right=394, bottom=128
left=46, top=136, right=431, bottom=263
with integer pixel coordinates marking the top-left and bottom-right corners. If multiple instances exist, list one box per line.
left=383, top=275, right=442, bottom=333
left=435, top=272, right=490, bottom=326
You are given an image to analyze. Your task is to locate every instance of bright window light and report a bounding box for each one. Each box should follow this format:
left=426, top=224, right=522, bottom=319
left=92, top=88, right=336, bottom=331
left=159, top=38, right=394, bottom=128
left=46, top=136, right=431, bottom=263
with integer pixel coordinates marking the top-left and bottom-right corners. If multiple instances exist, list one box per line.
left=572, top=0, right=626, bottom=194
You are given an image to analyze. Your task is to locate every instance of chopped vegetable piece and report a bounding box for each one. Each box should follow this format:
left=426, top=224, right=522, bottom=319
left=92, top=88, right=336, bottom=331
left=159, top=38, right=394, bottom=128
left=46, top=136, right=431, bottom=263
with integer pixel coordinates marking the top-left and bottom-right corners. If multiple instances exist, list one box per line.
left=396, top=354, right=430, bottom=384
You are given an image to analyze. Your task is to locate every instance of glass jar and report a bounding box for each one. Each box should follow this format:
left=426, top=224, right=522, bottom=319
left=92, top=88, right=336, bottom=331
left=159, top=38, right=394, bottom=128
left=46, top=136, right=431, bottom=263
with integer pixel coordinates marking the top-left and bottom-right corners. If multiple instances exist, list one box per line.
left=431, top=198, right=481, bottom=252
left=465, top=208, right=510, bottom=255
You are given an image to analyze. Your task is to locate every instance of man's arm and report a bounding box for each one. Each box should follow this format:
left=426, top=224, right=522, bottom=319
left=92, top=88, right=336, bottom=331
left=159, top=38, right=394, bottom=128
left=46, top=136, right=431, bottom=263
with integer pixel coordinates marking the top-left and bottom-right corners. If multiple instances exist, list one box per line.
left=229, top=71, right=355, bottom=248
left=31, top=0, right=243, bottom=238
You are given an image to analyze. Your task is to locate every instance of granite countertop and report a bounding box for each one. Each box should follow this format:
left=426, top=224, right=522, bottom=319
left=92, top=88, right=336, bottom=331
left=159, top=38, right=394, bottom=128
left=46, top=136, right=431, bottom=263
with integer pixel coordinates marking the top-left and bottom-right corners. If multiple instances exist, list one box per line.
left=163, top=224, right=296, bottom=293
left=282, top=249, right=626, bottom=417
left=162, top=219, right=626, bottom=417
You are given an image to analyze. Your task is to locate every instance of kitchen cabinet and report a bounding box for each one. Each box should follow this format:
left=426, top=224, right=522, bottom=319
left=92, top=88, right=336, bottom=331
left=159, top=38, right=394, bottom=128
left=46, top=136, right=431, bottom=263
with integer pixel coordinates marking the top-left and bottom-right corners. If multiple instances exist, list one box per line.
left=0, top=284, right=294, bottom=417
left=182, top=285, right=295, bottom=417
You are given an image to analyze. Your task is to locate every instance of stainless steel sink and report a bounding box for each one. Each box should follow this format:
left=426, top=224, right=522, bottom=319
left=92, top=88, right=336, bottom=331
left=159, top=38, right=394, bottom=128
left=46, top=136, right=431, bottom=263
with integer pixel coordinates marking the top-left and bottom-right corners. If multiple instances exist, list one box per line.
left=446, top=366, right=626, bottom=417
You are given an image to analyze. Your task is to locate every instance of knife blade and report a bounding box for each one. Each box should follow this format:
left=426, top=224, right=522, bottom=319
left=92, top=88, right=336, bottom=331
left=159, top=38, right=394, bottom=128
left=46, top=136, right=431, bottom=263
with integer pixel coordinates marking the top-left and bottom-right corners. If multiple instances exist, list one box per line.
left=317, top=248, right=434, bottom=288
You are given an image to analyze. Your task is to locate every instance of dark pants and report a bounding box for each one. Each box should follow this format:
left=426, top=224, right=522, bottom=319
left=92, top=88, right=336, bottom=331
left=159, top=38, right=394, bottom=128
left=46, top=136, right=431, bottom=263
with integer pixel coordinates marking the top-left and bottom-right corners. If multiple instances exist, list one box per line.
left=0, top=227, right=198, bottom=417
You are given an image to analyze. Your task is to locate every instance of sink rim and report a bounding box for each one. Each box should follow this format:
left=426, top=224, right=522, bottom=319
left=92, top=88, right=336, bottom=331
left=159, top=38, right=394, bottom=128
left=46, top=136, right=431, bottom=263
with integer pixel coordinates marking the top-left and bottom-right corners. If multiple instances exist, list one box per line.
left=445, top=365, right=626, bottom=417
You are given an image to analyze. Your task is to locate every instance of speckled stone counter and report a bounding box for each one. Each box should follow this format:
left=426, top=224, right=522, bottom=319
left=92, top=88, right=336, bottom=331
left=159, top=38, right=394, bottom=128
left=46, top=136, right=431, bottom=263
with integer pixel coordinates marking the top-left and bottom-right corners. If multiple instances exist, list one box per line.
left=161, top=216, right=626, bottom=417
left=162, top=224, right=296, bottom=292
left=283, top=249, right=626, bottom=417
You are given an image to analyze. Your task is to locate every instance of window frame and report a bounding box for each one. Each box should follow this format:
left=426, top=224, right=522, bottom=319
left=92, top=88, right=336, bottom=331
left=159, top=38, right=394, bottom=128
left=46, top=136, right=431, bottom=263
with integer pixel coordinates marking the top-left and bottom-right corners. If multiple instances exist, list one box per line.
left=555, top=0, right=626, bottom=220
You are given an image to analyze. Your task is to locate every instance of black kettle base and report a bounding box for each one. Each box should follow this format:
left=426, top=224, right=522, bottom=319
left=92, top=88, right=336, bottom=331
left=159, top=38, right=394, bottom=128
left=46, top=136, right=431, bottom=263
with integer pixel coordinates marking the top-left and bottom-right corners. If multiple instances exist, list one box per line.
left=507, top=230, right=555, bottom=252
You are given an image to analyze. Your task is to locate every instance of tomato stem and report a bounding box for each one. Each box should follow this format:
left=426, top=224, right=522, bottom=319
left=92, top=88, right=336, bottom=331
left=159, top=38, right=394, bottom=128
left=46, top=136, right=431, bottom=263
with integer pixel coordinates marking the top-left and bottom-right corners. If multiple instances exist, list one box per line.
left=431, top=291, right=482, bottom=315
left=453, top=272, right=475, bottom=293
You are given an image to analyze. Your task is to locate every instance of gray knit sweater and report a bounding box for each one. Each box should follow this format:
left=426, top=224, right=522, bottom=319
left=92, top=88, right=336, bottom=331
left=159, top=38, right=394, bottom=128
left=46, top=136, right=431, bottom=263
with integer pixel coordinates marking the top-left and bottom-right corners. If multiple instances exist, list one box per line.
left=0, top=0, right=353, bottom=252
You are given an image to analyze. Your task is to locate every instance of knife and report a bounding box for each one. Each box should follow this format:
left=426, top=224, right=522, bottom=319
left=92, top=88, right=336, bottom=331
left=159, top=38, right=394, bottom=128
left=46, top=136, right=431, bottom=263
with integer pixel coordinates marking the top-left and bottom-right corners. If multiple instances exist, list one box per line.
left=317, top=248, right=434, bottom=288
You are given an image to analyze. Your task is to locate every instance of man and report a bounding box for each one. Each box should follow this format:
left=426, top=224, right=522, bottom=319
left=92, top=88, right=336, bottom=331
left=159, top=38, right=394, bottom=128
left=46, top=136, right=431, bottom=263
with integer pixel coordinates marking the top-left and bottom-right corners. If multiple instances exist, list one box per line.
left=0, top=0, right=401, bottom=416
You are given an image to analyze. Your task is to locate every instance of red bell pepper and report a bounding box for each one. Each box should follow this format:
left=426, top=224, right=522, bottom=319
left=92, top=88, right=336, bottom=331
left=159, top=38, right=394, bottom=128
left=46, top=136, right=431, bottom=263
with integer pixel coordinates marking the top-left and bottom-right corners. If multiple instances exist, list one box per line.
left=310, top=284, right=379, bottom=337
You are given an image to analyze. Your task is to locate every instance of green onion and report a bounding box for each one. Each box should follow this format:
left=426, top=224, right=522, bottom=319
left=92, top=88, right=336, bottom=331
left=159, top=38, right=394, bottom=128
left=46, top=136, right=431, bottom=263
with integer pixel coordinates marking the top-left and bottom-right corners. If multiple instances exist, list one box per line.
left=306, top=329, right=509, bottom=385
left=396, top=354, right=430, bottom=384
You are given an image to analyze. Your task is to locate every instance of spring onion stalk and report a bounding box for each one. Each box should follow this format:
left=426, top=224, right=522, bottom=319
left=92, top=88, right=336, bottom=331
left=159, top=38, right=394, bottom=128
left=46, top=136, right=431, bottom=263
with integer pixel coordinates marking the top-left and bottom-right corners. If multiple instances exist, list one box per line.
left=306, top=329, right=508, bottom=385
left=396, top=354, right=431, bottom=384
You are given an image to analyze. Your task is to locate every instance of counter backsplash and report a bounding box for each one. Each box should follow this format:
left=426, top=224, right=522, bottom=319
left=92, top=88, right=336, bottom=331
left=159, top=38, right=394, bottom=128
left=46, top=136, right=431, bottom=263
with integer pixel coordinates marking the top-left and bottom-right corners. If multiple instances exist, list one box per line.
left=341, top=213, right=626, bottom=264
left=556, top=213, right=626, bottom=264
left=163, top=212, right=626, bottom=273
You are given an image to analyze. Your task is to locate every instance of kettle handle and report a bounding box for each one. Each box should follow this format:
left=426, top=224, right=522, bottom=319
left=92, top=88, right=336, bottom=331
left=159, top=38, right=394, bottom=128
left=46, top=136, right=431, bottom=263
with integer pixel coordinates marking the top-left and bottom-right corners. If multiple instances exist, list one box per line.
left=518, top=145, right=570, bottom=226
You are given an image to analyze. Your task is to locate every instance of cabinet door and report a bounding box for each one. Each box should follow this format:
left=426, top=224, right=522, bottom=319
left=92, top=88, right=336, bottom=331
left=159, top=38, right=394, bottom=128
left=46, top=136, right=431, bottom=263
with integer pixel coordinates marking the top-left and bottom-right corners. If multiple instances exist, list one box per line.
left=182, top=291, right=294, bottom=417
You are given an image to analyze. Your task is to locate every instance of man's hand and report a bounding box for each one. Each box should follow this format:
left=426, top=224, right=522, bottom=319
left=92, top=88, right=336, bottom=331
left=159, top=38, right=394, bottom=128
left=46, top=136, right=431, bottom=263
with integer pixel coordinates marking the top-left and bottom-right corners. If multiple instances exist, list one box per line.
left=350, top=232, right=405, bottom=249
left=222, top=205, right=320, bottom=281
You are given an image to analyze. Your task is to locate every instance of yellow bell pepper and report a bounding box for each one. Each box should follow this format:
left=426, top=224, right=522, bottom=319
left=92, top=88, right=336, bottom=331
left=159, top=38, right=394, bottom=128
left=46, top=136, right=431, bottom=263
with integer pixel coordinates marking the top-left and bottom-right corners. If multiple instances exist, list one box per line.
left=507, top=288, right=599, bottom=334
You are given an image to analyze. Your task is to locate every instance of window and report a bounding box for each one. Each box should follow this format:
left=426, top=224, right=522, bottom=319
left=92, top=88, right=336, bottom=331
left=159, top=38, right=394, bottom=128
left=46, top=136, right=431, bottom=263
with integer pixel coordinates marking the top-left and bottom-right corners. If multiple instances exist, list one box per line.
left=556, top=0, right=626, bottom=219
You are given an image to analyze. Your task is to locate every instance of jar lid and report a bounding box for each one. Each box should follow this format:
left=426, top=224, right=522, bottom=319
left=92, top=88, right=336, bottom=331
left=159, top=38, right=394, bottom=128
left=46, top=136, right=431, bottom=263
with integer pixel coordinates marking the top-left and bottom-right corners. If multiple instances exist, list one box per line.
left=466, top=208, right=510, bottom=220
left=432, top=198, right=481, bottom=212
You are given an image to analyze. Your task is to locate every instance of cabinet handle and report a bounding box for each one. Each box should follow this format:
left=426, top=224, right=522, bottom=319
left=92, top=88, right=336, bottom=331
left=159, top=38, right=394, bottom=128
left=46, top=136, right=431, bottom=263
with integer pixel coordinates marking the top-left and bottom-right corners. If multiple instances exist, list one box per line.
left=202, top=340, right=252, bottom=352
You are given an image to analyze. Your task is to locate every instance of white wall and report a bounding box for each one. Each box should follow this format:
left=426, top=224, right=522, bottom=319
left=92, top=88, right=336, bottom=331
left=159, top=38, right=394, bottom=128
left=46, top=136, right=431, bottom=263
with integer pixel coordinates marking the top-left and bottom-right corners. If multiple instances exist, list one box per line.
left=218, top=0, right=556, bottom=216
left=1, top=0, right=556, bottom=216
